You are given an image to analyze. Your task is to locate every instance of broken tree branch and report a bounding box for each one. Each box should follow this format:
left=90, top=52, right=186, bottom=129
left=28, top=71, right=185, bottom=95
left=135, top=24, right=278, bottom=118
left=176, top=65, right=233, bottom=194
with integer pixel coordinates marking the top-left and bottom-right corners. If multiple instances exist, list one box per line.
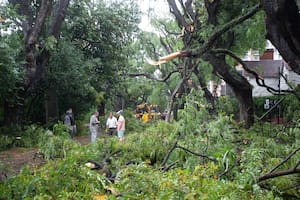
left=268, top=146, right=300, bottom=174
left=128, top=69, right=178, bottom=82
left=162, top=160, right=179, bottom=172
left=161, top=134, right=182, bottom=166
left=176, top=145, right=217, bottom=162
left=149, top=3, right=261, bottom=65
left=212, top=48, right=294, bottom=95
left=195, top=3, right=261, bottom=56
left=258, top=168, right=300, bottom=182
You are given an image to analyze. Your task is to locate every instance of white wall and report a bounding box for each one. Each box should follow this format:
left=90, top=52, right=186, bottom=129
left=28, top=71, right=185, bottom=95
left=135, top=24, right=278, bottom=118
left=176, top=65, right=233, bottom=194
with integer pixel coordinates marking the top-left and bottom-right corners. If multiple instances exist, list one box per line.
left=286, top=70, right=300, bottom=86
left=249, top=77, right=290, bottom=96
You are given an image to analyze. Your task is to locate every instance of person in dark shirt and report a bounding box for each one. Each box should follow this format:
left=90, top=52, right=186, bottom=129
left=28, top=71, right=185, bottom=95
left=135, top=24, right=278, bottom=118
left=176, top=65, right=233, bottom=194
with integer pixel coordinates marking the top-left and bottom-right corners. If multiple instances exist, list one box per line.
left=64, top=108, right=76, bottom=138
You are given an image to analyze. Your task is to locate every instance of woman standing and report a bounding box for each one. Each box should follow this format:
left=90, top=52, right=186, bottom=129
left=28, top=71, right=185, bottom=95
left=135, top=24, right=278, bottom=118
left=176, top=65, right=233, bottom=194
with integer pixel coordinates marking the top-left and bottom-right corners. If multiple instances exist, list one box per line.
left=116, top=110, right=125, bottom=142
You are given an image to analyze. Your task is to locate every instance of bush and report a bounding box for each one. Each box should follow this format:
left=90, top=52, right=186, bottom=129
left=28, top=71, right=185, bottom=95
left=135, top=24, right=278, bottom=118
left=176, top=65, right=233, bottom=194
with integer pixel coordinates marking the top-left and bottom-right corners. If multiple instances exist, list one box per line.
left=38, top=122, right=77, bottom=160
left=74, top=120, right=89, bottom=136
left=14, top=125, right=45, bottom=148
left=0, top=135, right=14, bottom=151
left=215, top=96, right=239, bottom=117
left=0, top=125, right=43, bottom=150
left=0, top=104, right=299, bottom=199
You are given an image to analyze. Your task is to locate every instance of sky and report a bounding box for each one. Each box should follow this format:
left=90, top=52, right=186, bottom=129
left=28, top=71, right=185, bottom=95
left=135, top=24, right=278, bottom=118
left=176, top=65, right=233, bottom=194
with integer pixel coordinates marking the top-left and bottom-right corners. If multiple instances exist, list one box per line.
left=137, top=0, right=170, bottom=31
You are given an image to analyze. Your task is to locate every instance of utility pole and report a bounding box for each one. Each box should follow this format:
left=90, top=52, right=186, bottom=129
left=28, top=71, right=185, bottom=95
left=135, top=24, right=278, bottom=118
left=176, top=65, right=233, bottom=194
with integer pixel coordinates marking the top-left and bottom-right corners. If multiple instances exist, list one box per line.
left=277, top=65, right=283, bottom=124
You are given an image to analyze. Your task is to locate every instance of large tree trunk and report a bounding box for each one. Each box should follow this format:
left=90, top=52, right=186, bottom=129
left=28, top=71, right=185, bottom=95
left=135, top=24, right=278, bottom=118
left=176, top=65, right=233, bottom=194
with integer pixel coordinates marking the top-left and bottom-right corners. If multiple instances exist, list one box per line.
left=167, top=0, right=254, bottom=127
left=7, top=0, right=70, bottom=124
left=204, top=0, right=254, bottom=128
left=43, top=0, right=70, bottom=122
left=6, top=0, right=51, bottom=125
left=261, top=0, right=300, bottom=74
left=206, top=53, right=254, bottom=128
left=165, top=80, right=184, bottom=122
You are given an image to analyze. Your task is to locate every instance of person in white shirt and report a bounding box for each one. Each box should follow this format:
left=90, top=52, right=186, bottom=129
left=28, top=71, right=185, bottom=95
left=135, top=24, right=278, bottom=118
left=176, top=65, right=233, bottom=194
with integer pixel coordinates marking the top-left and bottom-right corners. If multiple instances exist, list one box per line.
left=106, top=112, right=117, bottom=136
left=89, top=111, right=100, bottom=143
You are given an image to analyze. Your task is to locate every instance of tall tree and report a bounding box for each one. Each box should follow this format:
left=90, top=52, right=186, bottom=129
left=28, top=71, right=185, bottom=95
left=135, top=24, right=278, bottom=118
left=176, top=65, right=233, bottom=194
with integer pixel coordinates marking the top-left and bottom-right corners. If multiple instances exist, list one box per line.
left=164, top=0, right=263, bottom=128
left=1, top=0, right=140, bottom=124
left=3, top=0, right=70, bottom=124
left=64, top=0, right=140, bottom=113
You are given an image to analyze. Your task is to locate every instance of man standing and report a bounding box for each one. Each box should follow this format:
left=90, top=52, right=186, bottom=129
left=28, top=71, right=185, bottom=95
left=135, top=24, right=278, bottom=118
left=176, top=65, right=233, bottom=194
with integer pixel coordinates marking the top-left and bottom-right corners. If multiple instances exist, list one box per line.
left=106, top=112, right=117, bottom=136
left=89, top=111, right=100, bottom=143
left=116, top=110, right=125, bottom=142
left=64, top=108, right=76, bottom=138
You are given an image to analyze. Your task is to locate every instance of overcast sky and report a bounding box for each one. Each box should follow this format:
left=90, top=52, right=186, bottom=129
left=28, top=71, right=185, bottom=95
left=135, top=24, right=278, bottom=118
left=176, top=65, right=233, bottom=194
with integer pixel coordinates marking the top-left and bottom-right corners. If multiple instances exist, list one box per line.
left=138, top=0, right=170, bottom=31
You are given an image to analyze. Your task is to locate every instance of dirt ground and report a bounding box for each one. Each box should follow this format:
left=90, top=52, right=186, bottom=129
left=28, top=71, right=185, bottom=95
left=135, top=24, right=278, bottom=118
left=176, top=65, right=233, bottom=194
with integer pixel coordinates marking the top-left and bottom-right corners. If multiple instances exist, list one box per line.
left=0, top=135, right=92, bottom=181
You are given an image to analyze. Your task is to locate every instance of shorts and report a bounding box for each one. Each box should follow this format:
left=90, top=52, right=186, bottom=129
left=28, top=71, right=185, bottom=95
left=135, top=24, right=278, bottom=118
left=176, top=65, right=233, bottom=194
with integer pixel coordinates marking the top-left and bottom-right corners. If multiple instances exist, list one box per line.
left=117, top=130, right=124, bottom=138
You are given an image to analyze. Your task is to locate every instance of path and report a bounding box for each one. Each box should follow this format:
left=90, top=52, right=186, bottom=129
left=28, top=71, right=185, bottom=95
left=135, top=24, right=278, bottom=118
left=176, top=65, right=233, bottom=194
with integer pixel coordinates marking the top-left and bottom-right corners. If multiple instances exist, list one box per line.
left=0, top=134, right=92, bottom=181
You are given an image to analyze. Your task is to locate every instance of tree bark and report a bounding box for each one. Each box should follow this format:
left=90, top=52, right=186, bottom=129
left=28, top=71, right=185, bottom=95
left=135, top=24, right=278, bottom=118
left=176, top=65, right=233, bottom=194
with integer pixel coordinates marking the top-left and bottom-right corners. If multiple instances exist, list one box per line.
left=23, top=0, right=52, bottom=93
left=165, top=0, right=255, bottom=128
left=206, top=53, right=254, bottom=128
left=204, top=1, right=254, bottom=128
left=258, top=168, right=300, bottom=182
left=261, top=0, right=300, bottom=74
left=42, top=0, right=70, bottom=122
left=6, top=0, right=70, bottom=124
left=165, top=79, right=184, bottom=122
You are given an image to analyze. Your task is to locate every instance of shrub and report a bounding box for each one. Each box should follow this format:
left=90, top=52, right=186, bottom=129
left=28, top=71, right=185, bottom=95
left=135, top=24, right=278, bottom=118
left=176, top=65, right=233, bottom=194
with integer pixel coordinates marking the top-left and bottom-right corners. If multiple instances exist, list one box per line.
left=38, top=123, right=77, bottom=160
left=0, top=135, right=14, bottom=151
left=215, top=96, right=239, bottom=117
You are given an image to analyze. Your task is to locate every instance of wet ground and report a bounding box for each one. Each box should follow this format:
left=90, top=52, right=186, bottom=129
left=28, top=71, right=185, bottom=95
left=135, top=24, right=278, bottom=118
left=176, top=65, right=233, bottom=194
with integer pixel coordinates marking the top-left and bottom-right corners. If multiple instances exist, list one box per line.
left=0, top=134, right=92, bottom=181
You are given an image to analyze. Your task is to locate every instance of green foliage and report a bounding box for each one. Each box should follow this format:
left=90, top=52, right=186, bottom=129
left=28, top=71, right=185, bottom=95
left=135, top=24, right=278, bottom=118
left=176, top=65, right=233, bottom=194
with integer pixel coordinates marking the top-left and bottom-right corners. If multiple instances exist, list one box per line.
left=253, top=96, right=282, bottom=119
left=95, top=92, right=106, bottom=105
left=216, top=96, right=239, bottom=117
left=113, top=163, right=278, bottom=200
left=64, top=0, right=141, bottom=109
left=0, top=125, right=43, bottom=150
left=0, top=34, right=23, bottom=105
left=47, top=40, right=95, bottom=116
left=0, top=159, right=108, bottom=199
left=44, top=36, right=57, bottom=52
left=1, top=1, right=300, bottom=198
left=218, top=0, right=266, bottom=55
left=52, top=122, right=71, bottom=138
left=38, top=122, right=76, bottom=160
left=1, top=115, right=298, bottom=199
left=0, top=135, right=14, bottom=151
left=1, top=0, right=141, bottom=125
left=178, top=89, right=210, bottom=134
left=122, top=109, right=147, bottom=132
left=281, top=93, right=300, bottom=121
left=75, top=120, right=89, bottom=136
left=253, top=94, right=300, bottom=121
left=14, top=125, right=45, bottom=148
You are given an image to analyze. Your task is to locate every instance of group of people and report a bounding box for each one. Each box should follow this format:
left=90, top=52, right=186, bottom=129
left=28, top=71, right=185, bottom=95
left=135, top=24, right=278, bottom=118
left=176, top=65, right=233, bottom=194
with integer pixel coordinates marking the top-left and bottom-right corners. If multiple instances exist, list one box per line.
left=64, top=108, right=126, bottom=143
left=89, top=110, right=125, bottom=143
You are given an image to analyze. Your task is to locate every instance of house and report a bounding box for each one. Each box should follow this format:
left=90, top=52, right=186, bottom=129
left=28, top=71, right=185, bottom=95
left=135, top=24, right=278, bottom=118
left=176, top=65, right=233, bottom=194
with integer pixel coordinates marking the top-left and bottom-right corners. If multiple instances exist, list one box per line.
left=209, top=42, right=300, bottom=97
